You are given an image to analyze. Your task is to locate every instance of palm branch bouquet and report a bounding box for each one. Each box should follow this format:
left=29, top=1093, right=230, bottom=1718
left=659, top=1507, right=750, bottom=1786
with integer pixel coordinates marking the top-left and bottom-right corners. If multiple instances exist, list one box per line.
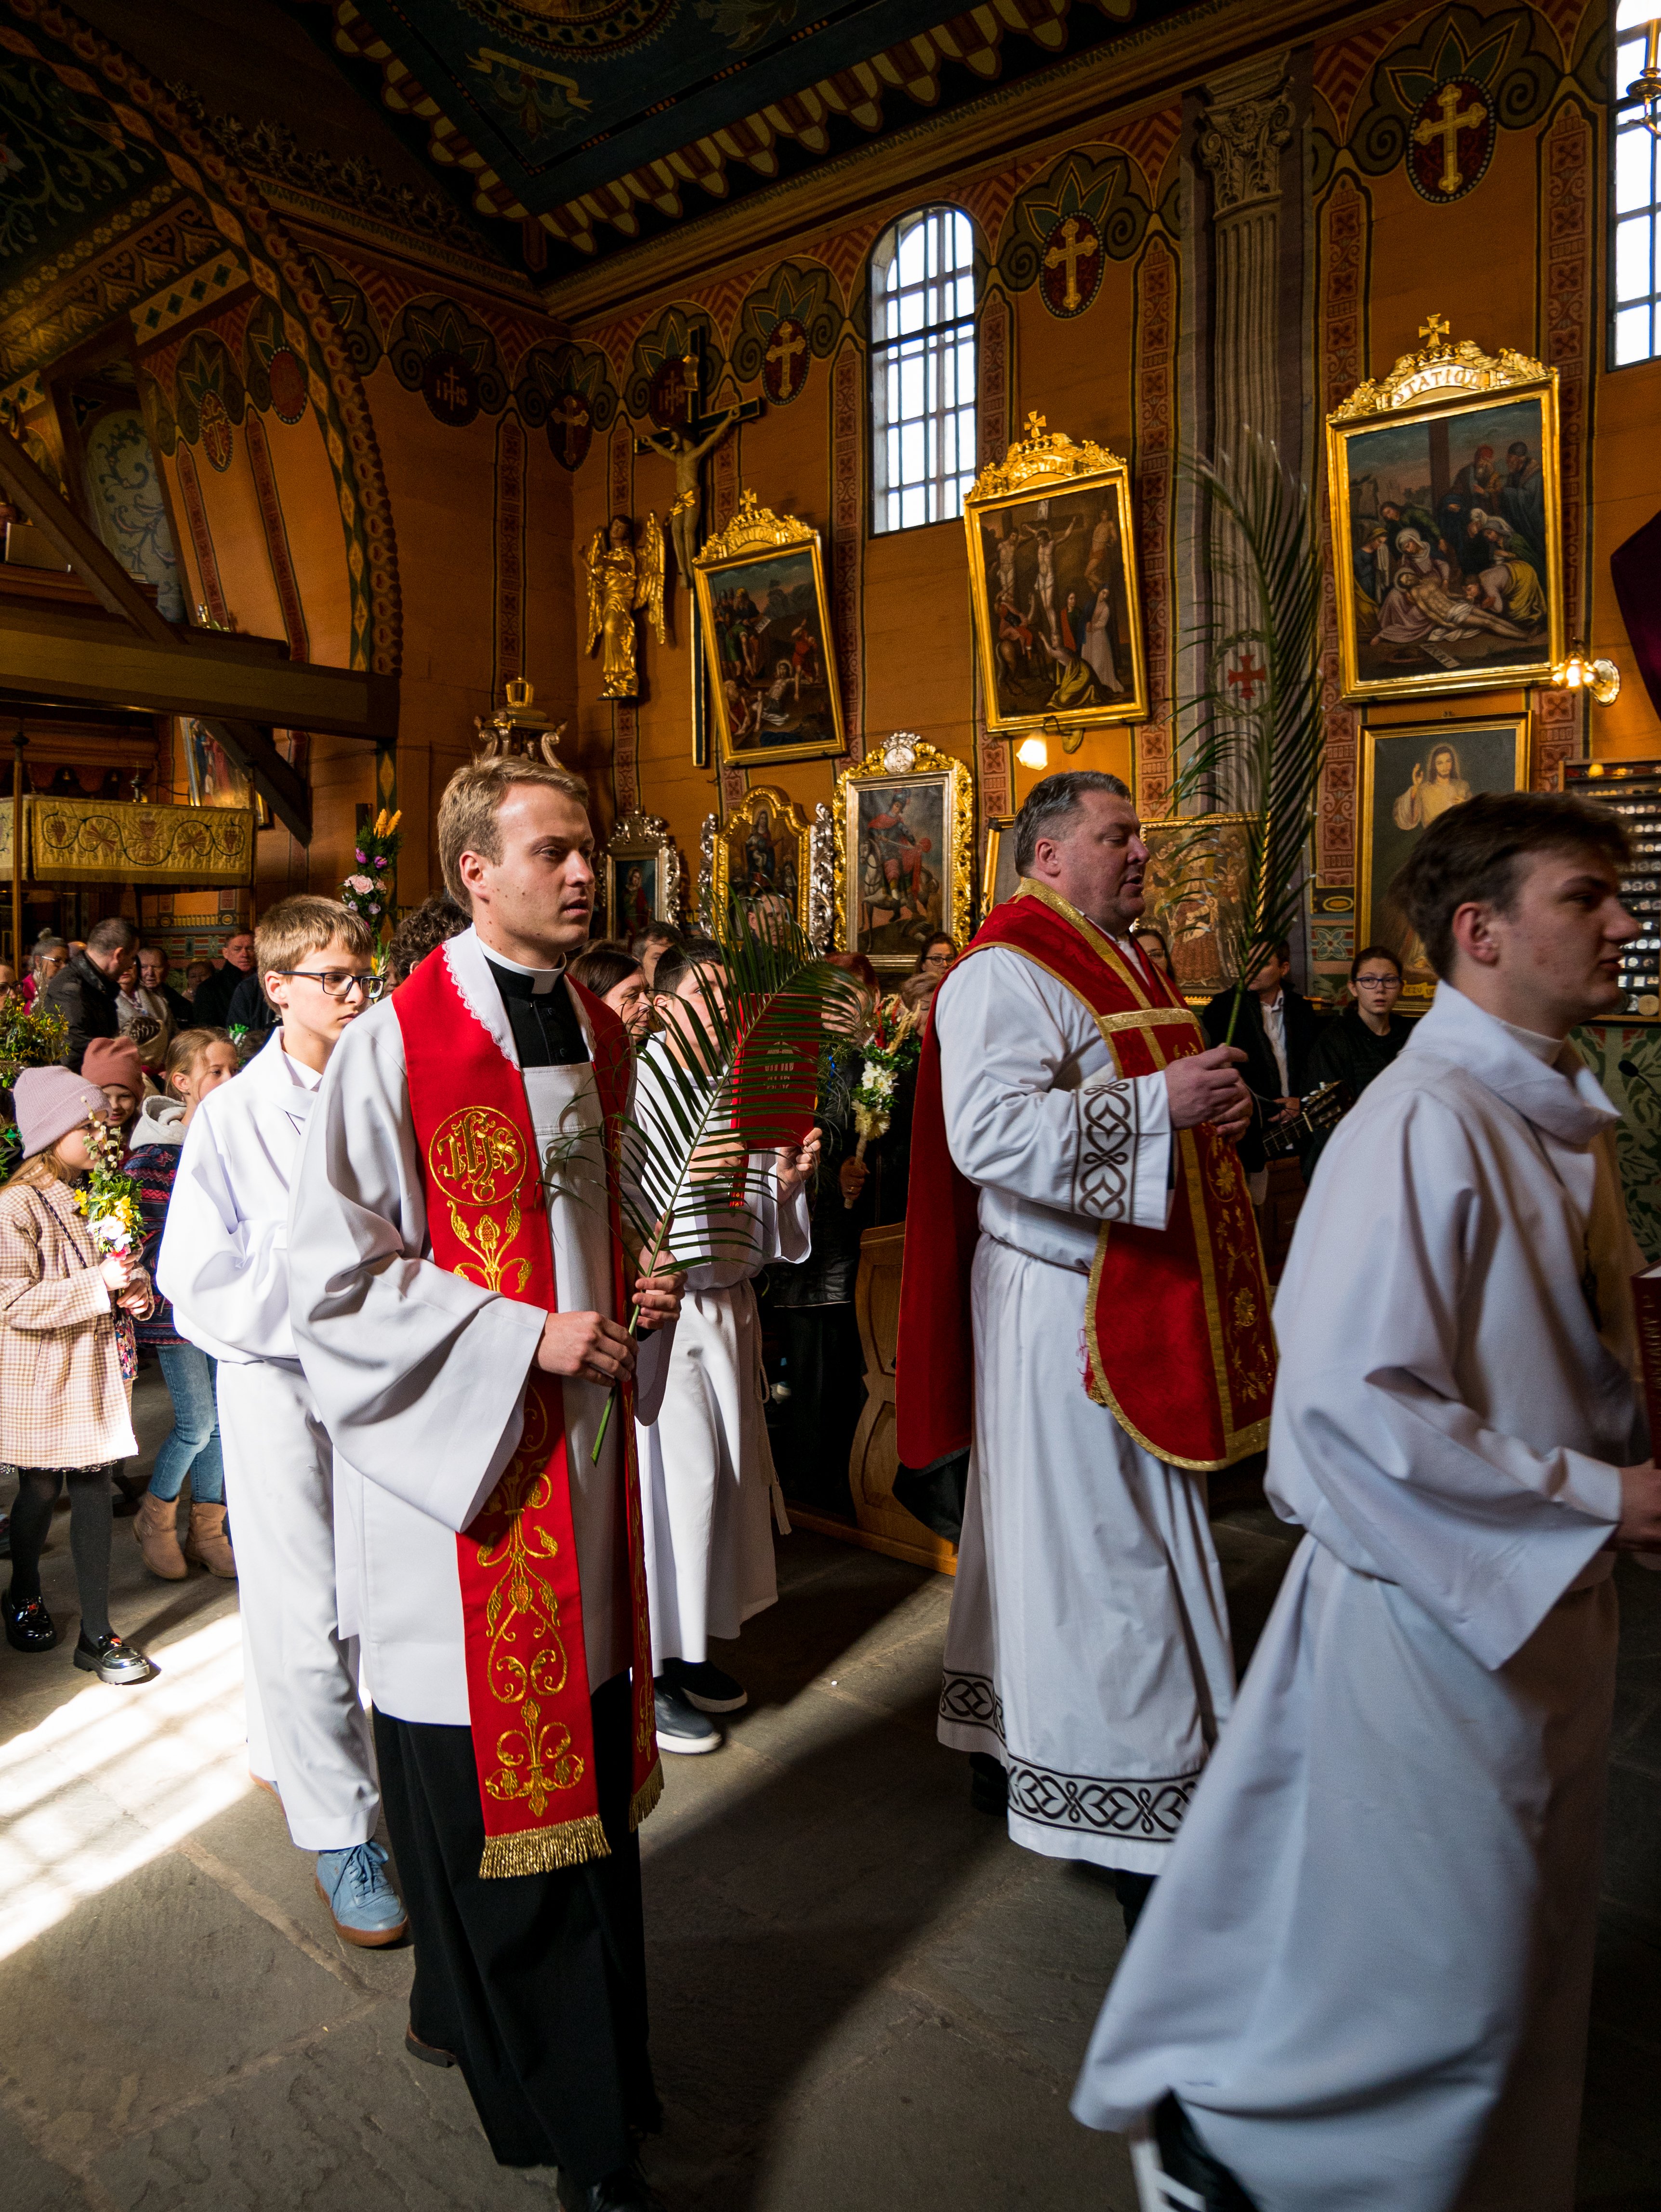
left=593, top=899, right=863, bottom=1452
left=1160, top=430, right=1328, bottom=1047
left=843, top=997, right=923, bottom=1206
left=73, top=1118, right=144, bottom=1257
left=0, top=997, right=69, bottom=1174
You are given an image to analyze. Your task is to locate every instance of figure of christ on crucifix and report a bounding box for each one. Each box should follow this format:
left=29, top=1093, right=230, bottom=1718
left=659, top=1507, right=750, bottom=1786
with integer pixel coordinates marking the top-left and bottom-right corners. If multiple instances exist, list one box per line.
left=635, top=408, right=745, bottom=586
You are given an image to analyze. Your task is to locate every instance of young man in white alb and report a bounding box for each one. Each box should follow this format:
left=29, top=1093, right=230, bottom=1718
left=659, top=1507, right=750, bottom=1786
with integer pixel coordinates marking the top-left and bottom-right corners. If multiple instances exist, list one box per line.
left=160, top=895, right=405, bottom=1945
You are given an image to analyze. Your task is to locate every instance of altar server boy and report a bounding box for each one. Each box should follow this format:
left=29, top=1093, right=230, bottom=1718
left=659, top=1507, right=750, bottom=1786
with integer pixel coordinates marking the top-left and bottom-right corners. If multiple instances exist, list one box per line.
left=159, top=895, right=407, bottom=1945
left=635, top=937, right=818, bottom=1753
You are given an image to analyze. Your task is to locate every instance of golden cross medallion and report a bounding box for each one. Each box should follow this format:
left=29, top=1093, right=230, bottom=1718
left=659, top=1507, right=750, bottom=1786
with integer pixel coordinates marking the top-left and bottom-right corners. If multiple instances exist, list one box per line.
left=1418, top=312, right=1451, bottom=346
left=1411, top=86, right=1486, bottom=197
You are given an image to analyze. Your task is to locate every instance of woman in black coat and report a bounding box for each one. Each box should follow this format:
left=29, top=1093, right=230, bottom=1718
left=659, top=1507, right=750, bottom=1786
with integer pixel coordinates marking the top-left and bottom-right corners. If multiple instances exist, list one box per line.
left=1301, top=943, right=1413, bottom=1180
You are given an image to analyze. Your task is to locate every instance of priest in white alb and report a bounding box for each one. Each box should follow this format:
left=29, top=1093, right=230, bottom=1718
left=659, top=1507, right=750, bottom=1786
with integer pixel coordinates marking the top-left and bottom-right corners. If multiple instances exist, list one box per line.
left=898, top=771, right=1268, bottom=1927
left=1074, top=790, right=1661, bottom=2211
left=287, top=758, right=680, bottom=2212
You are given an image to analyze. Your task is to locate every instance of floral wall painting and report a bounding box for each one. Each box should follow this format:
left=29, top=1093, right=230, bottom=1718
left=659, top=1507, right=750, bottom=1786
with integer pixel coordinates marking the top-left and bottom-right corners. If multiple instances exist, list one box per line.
left=695, top=491, right=844, bottom=768
left=82, top=410, right=184, bottom=621
left=964, top=416, right=1147, bottom=737
left=1358, top=717, right=1528, bottom=1003
left=832, top=736, right=974, bottom=975
left=1326, top=329, right=1562, bottom=704
left=1139, top=815, right=1254, bottom=1003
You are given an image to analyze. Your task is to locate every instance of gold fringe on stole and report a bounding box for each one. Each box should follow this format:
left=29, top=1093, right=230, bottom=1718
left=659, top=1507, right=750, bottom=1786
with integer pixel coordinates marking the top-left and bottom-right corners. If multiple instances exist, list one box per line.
left=478, top=1812, right=610, bottom=1880
left=629, top=1759, right=664, bottom=1833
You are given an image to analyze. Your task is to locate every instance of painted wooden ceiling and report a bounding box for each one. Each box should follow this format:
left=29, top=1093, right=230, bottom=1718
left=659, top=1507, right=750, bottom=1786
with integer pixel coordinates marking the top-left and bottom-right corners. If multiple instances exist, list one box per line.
left=294, top=0, right=1212, bottom=279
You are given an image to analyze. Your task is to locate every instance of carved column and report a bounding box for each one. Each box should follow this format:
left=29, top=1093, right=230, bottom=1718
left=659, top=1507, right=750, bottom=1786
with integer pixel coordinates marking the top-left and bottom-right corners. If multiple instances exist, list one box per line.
left=1184, top=55, right=1299, bottom=814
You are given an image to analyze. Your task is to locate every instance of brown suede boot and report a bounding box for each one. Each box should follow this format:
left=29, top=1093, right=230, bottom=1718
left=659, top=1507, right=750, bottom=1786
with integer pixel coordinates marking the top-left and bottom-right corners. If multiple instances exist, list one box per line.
left=184, top=1502, right=236, bottom=1579
left=135, top=1490, right=187, bottom=1580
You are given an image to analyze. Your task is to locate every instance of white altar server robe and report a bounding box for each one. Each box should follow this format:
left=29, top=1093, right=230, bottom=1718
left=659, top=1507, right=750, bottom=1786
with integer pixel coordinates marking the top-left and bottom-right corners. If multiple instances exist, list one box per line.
left=287, top=929, right=669, bottom=1725
left=1074, top=982, right=1638, bottom=2211
left=934, top=945, right=1237, bottom=1875
left=632, top=1045, right=811, bottom=1669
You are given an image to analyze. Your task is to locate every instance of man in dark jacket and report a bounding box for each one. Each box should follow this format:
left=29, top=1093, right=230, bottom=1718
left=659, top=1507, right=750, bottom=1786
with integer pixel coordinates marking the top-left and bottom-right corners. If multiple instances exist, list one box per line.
left=224, top=963, right=278, bottom=1040
left=191, top=930, right=255, bottom=1026
left=137, top=946, right=198, bottom=1030
left=1202, top=940, right=1322, bottom=1198
left=42, top=916, right=136, bottom=1073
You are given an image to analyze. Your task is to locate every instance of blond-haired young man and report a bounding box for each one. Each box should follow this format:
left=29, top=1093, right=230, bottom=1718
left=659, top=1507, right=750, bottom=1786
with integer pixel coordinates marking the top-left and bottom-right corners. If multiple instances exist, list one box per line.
left=289, top=759, right=680, bottom=2211
left=159, top=895, right=406, bottom=1946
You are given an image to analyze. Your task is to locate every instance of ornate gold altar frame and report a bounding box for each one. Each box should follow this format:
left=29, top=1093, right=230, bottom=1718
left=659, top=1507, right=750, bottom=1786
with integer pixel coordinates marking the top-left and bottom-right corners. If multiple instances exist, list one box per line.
left=1326, top=321, right=1563, bottom=705
left=834, top=733, right=975, bottom=975
left=600, top=811, right=682, bottom=939
left=693, top=490, right=845, bottom=769
left=709, top=785, right=815, bottom=933
left=963, top=411, right=1148, bottom=737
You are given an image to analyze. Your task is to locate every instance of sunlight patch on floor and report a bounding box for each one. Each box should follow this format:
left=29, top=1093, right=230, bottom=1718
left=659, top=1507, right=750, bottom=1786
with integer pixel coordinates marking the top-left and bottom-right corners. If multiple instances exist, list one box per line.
left=0, top=1611, right=253, bottom=1961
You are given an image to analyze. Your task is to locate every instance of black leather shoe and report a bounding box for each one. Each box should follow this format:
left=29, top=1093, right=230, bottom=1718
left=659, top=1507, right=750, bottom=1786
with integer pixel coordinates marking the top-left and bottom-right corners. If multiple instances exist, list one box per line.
left=1154, top=2095, right=1260, bottom=2209
left=556, top=2157, right=667, bottom=2210
left=73, top=1629, right=156, bottom=1685
left=3, top=1590, right=57, bottom=1651
left=404, top=2027, right=455, bottom=2068
left=968, top=1751, right=1008, bottom=1816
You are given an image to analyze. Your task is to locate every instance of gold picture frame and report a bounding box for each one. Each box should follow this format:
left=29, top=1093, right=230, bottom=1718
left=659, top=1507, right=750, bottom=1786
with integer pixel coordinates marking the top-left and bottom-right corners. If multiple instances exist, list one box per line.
left=1358, top=714, right=1529, bottom=1004
left=833, top=733, right=975, bottom=975
left=982, top=814, right=1018, bottom=915
left=963, top=410, right=1147, bottom=738
left=709, top=785, right=814, bottom=933
left=1139, top=813, right=1255, bottom=1005
left=600, top=811, right=682, bottom=940
left=1326, top=322, right=1563, bottom=705
left=693, top=489, right=845, bottom=769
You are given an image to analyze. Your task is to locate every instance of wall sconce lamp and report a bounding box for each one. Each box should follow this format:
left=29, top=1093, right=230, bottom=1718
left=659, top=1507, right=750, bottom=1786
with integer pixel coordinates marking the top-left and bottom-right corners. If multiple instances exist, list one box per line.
left=1551, top=645, right=1622, bottom=706
left=1624, top=17, right=1661, bottom=138
left=1015, top=736, right=1049, bottom=769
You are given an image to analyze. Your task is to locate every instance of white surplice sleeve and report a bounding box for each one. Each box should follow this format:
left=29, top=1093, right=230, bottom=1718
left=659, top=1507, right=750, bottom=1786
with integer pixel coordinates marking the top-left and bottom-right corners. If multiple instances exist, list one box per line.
left=1267, top=1083, right=1623, bottom=1670
left=287, top=1004, right=545, bottom=1536
left=936, top=946, right=1172, bottom=1234
left=159, top=1099, right=296, bottom=1365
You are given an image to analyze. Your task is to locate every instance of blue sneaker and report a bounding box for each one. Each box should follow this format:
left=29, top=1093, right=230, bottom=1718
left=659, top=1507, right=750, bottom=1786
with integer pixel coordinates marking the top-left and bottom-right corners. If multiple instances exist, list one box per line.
left=314, top=1842, right=409, bottom=1948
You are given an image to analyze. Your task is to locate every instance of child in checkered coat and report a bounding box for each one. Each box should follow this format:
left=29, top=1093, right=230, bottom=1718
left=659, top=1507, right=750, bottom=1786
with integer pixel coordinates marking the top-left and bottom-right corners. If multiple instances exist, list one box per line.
left=0, top=1066, right=158, bottom=1685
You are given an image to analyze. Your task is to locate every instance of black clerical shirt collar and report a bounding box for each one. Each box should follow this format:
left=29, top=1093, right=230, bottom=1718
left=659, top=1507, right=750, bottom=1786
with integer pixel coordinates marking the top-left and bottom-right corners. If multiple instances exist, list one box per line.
left=484, top=951, right=589, bottom=1069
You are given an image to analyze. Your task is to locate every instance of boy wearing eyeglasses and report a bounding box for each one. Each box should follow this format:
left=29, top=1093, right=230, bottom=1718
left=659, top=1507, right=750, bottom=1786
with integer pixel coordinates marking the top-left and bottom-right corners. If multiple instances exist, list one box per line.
left=159, top=896, right=406, bottom=1947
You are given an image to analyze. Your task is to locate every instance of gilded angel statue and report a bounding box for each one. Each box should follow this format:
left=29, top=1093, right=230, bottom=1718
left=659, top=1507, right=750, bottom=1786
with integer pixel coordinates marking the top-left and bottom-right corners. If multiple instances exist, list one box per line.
left=585, top=512, right=666, bottom=699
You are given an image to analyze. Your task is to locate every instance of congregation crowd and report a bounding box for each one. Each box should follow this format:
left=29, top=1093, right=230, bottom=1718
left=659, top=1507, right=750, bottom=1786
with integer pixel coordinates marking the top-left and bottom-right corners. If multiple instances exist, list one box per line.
left=1, top=756, right=1654, bottom=2212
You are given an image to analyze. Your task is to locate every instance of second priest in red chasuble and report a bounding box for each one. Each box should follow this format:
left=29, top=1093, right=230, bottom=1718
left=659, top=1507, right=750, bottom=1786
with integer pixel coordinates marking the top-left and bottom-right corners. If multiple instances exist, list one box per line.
left=898, top=771, right=1273, bottom=1889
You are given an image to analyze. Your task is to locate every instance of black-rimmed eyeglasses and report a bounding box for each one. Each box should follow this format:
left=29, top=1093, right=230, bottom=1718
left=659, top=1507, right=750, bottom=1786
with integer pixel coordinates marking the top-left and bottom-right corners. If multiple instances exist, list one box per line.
left=268, top=969, right=386, bottom=1001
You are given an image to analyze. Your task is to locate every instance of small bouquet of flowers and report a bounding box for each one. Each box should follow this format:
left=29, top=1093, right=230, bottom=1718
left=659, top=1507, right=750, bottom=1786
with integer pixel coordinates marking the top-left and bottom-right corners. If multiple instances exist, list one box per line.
left=341, top=808, right=402, bottom=934
left=73, top=1120, right=145, bottom=1380
left=0, top=994, right=68, bottom=1084
left=844, top=997, right=923, bottom=1206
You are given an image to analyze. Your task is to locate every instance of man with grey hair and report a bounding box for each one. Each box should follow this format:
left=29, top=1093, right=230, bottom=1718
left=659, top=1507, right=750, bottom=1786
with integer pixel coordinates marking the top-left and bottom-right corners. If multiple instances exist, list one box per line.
left=42, top=914, right=137, bottom=1073
left=898, top=771, right=1267, bottom=1932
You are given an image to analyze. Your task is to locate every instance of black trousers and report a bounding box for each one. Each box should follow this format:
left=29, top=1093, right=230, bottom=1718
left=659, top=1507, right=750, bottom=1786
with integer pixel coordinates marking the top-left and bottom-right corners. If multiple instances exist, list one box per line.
left=373, top=1672, right=656, bottom=2180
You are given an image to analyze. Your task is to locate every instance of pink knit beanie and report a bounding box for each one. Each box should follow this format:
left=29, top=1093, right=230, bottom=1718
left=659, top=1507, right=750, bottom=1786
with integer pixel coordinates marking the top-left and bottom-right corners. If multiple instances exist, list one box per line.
left=12, top=1066, right=107, bottom=1159
left=81, top=1034, right=144, bottom=1096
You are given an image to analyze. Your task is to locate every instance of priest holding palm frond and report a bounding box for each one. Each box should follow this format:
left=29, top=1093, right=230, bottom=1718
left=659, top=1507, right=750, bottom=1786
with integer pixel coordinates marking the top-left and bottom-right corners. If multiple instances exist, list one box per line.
left=288, top=757, right=682, bottom=2212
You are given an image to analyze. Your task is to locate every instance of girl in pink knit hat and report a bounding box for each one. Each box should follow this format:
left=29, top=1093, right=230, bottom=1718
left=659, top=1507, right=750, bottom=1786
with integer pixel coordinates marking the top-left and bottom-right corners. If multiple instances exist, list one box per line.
left=0, top=1066, right=158, bottom=1684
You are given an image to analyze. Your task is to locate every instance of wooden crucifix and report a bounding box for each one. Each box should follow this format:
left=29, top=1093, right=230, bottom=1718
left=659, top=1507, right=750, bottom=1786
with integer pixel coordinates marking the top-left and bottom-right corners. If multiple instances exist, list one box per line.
left=634, top=332, right=762, bottom=586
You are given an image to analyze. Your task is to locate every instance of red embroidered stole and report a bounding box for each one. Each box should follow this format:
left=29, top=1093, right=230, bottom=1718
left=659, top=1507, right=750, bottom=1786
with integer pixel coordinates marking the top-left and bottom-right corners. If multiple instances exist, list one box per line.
left=395, top=948, right=661, bottom=1877
left=896, top=883, right=1275, bottom=1473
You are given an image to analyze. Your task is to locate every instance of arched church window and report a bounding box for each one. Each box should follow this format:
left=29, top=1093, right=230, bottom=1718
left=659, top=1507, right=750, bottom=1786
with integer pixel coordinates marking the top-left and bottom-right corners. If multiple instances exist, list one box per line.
left=1613, top=2, right=1661, bottom=364
left=869, top=207, right=978, bottom=533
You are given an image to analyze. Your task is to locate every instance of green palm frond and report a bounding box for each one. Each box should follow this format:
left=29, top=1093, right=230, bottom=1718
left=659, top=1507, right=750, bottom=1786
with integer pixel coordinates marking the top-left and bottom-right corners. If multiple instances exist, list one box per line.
left=619, top=897, right=861, bottom=1279
left=1162, top=430, right=1327, bottom=1042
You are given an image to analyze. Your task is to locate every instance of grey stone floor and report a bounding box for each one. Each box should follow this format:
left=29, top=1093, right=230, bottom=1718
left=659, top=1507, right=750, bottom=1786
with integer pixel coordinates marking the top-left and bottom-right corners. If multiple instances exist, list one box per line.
left=1, top=1376, right=1659, bottom=2210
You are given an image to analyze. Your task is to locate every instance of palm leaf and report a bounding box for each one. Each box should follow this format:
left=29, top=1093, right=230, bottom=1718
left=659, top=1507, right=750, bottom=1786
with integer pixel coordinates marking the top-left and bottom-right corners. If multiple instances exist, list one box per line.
left=1162, top=430, right=1328, bottom=1044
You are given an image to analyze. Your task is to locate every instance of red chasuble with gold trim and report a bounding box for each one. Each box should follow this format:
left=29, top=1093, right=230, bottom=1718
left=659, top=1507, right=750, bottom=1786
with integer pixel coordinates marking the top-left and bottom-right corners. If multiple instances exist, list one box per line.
left=897, top=883, right=1275, bottom=1474
left=395, top=948, right=661, bottom=1878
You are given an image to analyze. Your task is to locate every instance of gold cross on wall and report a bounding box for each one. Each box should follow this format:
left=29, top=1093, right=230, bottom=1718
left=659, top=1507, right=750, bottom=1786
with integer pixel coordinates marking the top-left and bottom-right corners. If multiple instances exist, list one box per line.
left=1043, top=217, right=1100, bottom=314
left=1412, top=85, right=1487, bottom=197
left=767, top=321, right=805, bottom=399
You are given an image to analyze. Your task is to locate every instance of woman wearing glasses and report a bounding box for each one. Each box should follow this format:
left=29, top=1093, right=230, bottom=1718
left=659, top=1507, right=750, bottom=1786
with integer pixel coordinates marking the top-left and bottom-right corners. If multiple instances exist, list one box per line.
left=158, top=895, right=409, bottom=1949
left=1300, top=944, right=1411, bottom=1182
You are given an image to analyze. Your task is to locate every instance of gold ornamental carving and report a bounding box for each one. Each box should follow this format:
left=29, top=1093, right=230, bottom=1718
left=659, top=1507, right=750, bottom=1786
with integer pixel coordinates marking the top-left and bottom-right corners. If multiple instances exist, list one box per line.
left=695, top=486, right=818, bottom=562
left=1328, top=314, right=1551, bottom=422
left=966, top=411, right=1129, bottom=505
